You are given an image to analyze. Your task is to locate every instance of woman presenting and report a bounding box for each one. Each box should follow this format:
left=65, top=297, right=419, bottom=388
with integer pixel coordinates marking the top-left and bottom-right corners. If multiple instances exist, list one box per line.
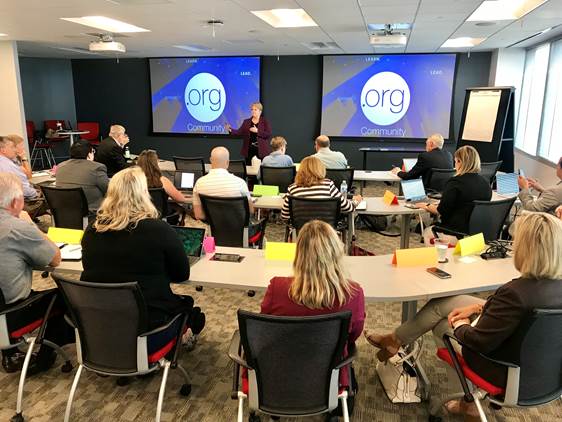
left=225, top=102, right=271, bottom=164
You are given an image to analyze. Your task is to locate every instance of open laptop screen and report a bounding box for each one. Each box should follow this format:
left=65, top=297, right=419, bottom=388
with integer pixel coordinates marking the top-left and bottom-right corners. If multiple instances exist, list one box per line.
left=172, top=226, right=205, bottom=257
left=174, top=172, right=195, bottom=190
left=496, top=173, right=519, bottom=195
left=403, top=158, right=418, bottom=172
left=401, top=179, right=427, bottom=201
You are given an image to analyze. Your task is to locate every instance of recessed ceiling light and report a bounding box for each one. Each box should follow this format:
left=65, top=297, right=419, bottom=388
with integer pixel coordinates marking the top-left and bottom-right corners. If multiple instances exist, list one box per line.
left=368, top=23, right=411, bottom=31
left=173, top=44, right=213, bottom=52
left=61, top=16, right=150, bottom=33
left=251, top=9, right=317, bottom=28
left=441, top=37, right=486, bottom=48
left=0, top=33, right=7, bottom=37
left=467, top=0, right=547, bottom=22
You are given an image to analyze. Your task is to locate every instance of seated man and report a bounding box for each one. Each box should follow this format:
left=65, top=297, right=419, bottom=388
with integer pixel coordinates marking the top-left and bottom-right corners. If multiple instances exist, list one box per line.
left=95, top=124, right=130, bottom=177
left=517, top=156, right=562, bottom=214
left=0, top=136, right=46, bottom=218
left=192, top=147, right=261, bottom=242
left=391, top=133, right=453, bottom=186
left=6, top=134, right=32, bottom=180
left=56, top=140, right=109, bottom=212
left=313, top=135, right=347, bottom=169
left=0, top=172, right=70, bottom=374
left=261, top=136, right=294, bottom=167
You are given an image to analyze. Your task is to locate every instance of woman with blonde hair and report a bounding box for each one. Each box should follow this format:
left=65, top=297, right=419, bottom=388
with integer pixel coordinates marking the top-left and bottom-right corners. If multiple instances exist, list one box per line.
left=81, top=167, right=205, bottom=346
left=280, top=156, right=361, bottom=220
left=417, top=145, right=492, bottom=243
left=261, top=220, right=365, bottom=388
left=366, top=212, right=562, bottom=419
left=136, top=149, right=187, bottom=204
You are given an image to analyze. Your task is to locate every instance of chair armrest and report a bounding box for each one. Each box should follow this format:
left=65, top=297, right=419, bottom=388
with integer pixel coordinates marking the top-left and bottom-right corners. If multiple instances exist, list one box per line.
left=228, top=330, right=249, bottom=369
left=432, top=226, right=468, bottom=239
left=444, top=333, right=518, bottom=369
left=64, top=314, right=76, bottom=328
left=334, top=342, right=358, bottom=370
left=0, top=290, right=55, bottom=316
left=139, top=313, right=184, bottom=337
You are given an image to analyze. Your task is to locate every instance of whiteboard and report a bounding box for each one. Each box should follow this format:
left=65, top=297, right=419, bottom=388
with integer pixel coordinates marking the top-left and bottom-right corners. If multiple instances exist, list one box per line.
left=462, top=90, right=501, bottom=142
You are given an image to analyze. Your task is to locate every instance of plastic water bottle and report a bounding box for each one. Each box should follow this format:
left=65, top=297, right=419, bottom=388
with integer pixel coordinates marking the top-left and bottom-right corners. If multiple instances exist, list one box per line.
left=340, top=180, right=348, bottom=195
left=124, top=146, right=131, bottom=159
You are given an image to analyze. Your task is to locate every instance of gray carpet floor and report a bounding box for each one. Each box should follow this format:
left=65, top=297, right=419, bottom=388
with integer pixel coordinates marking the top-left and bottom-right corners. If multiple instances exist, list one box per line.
left=1, top=183, right=560, bottom=421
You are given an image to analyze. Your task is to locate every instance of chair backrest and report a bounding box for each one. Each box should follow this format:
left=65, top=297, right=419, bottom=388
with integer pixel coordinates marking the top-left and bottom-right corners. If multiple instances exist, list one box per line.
left=228, top=160, right=247, bottom=181
left=199, top=194, right=250, bottom=247
left=25, top=120, right=36, bottom=145
left=76, top=122, right=100, bottom=141
left=238, top=309, right=351, bottom=416
left=288, top=196, right=341, bottom=232
left=509, top=309, right=562, bottom=405
left=426, top=168, right=456, bottom=192
left=467, top=197, right=516, bottom=242
left=172, top=156, right=206, bottom=179
left=148, top=187, right=170, bottom=219
left=479, top=161, right=503, bottom=186
left=260, top=166, right=296, bottom=193
left=52, top=274, right=149, bottom=374
left=41, top=186, right=89, bottom=229
left=325, top=168, right=354, bottom=192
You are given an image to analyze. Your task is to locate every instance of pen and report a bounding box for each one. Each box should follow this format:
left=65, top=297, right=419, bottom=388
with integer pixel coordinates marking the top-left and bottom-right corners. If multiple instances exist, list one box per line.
left=65, top=246, right=81, bottom=253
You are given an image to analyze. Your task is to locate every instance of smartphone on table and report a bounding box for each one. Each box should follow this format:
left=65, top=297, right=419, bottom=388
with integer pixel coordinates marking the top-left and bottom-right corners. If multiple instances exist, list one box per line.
left=426, top=267, right=452, bottom=279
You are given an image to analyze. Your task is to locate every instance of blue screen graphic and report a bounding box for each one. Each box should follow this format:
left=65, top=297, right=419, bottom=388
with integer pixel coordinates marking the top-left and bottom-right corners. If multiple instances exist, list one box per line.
left=149, top=57, right=260, bottom=134
left=321, top=54, right=456, bottom=139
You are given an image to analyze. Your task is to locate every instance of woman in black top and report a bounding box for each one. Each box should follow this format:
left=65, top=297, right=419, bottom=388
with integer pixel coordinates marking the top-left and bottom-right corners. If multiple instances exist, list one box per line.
left=365, top=212, right=562, bottom=418
left=417, top=145, right=492, bottom=241
left=81, top=167, right=204, bottom=343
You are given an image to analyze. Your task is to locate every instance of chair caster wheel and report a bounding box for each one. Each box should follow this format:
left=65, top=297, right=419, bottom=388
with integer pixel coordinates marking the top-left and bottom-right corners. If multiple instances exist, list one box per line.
left=61, top=361, right=73, bottom=373
left=116, top=376, right=131, bottom=386
left=428, top=415, right=442, bottom=422
left=10, top=413, right=24, bottom=422
left=489, top=403, right=502, bottom=410
left=180, top=383, right=191, bottom=396
left=248, top=412, right=261, bottom=422
left=247, top=290, right=256, bottom=297
left=195, top=286, right=203, bottom=292
left=41, top=271, right=49, bottom=278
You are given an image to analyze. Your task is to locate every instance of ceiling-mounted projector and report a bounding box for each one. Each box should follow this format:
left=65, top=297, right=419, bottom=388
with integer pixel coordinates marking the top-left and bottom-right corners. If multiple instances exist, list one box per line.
left=89, top=34, right=126, bottom=53
left=369, top=33, right=407, bottom=47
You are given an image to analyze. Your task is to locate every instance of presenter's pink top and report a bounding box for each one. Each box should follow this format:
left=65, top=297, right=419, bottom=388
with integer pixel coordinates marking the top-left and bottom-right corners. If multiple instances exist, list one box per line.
left=261, top=276, right=366, bottom=387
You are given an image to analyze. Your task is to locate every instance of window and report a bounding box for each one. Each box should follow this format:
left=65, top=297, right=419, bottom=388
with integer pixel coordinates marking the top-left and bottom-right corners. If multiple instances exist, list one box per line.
left=539, top=39, right=562, bottom=163
left=515, top=43, right=550, bottom=156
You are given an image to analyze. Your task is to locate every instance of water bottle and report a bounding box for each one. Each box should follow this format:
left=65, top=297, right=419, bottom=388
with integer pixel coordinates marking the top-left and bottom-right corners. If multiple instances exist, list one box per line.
left=340, top=180, right=348, bottom=195
left=124, top=145, right=131, bottom=159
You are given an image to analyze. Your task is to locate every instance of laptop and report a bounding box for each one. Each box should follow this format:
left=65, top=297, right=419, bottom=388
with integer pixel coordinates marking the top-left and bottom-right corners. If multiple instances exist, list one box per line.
left=172, top=226, right=206, bottom=265
left=496, top=173, right=519, bottom=196
left=173, top=172, right=196, bottom=191
left=403, top=158, right=418, bottom=172
left=401, top=179, right=428, bottom=202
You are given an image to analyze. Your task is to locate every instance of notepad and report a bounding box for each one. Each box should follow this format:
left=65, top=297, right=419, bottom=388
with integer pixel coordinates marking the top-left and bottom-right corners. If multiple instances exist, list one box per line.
left=253, top=185, right=280, bottom=197
left=355, top=200, right=367, bottom=210
left=60, top=245, right=82, bottom=260
left=47, top=227, right=84, bottom=245
left=265, top=242, right=296, bottom=261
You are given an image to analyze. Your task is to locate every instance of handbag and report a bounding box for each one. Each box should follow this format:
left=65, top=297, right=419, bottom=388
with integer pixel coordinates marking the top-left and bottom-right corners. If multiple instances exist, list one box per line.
left=376, top=339, right=423, bottom=403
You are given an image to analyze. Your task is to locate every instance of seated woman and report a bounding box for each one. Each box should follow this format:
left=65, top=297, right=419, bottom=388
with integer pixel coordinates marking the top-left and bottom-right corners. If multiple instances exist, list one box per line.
left=417, top=145, right=492, bottom=244
left=261, top=220, right=365, bottom=388
left=137, top=149, right=188, bottom=204
left=81, top=167, right=205, bottom=350
left=280, top=156, right=361, bottom=220
left=365, top=212, right=562, bottom=418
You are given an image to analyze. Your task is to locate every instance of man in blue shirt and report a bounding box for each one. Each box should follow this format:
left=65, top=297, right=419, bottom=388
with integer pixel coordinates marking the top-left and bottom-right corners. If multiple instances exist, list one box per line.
left=313, top=135, right=348, bottom=169
left=261, top=136, right=294, bottom=167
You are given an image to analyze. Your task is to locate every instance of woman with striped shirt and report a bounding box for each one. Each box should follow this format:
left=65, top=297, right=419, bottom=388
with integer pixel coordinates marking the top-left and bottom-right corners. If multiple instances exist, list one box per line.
left=281, top=156, right=362, bottom=220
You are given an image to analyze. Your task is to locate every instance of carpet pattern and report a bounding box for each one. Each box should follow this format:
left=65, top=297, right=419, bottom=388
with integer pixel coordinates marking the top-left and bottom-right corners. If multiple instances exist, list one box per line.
left=1, top=183, right=560, bottom=421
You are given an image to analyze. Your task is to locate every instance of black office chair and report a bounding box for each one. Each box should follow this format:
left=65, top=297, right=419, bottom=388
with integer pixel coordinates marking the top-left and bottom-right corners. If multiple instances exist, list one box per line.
left=479, top=161, right=503, bottom=186
left=229, top=310, right=356, bottom=422
left=41, top=186, right=89, bottom=230
left=430, top=308, right=562, bottom=422
left=432, top=197, right=517, bottom=242
left=285, top=196, right=342, bottom=241
left=228, top=160, right=247, bottom=181
left=52, top=274, right=191, bottom=422
left=149, top=188, right=184, bottom=225
left=0, top=290, right=72, bottom=422
left=325, top=168, right=355, bottom=194
left=172, top=156, right=206, bottom=179
left=260, top=166, right=296, bottom=193
left=426, top=168, right=456, bottom=194
left=199, top=194, right=266, bottom=248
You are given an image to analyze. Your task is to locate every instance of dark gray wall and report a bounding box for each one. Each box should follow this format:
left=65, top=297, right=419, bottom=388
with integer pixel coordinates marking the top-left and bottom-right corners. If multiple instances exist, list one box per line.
left=19, top=57, right=77, bottom=129
left=72, top=53, right=492, bottom=169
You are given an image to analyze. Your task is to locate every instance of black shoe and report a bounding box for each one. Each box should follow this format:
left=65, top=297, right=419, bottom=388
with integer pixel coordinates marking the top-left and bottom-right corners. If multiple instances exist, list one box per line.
left=2, top=351, right=27, bottom=373
left=27, top=350, right=57, bottom=376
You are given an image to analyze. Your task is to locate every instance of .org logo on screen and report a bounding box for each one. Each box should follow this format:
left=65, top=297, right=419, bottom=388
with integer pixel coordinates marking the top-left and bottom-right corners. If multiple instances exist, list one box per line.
left=360, top=72, right=410, bottom=126
left=184, top=73, right=226, bottom=122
